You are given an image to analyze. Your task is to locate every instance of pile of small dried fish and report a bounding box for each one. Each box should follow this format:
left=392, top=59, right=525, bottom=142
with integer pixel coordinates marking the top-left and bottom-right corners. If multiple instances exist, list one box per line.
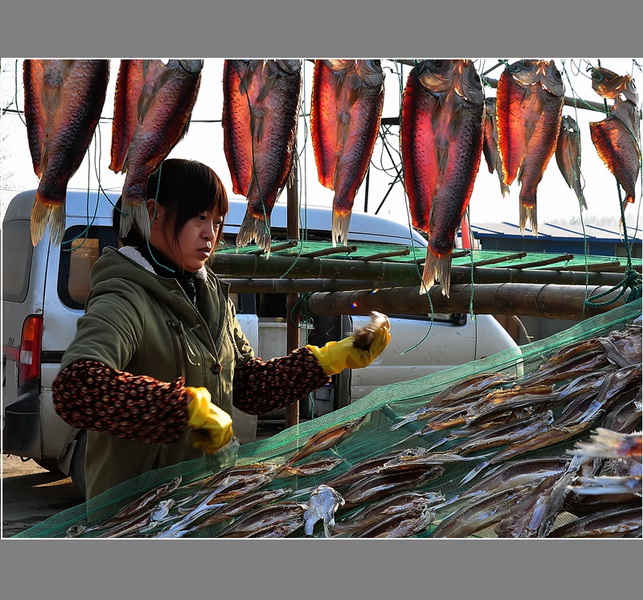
left=63, top=317, right=641, bottom=539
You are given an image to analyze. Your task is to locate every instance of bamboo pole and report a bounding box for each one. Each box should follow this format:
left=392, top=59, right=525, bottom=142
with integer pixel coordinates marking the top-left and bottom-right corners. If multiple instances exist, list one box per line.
left=222, top=278, right=403, bottom=293
left=211, top=252, right=629, bottom=288
left=304, top=284, right=629, bottom=320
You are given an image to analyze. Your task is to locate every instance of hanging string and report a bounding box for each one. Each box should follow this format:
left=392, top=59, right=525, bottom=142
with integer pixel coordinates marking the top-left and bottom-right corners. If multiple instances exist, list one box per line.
left=277, top=64, right=309, bottom=286
left=62, top=137, right=102, bottom=251
left=560, top=59, right=592, bottom=319
left=144, top=162, right=175, bottom=274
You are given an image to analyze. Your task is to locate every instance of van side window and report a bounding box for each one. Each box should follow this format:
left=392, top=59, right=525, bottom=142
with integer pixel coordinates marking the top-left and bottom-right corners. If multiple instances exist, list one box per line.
left=2, top=219, right=34, bottom=302
left=58, top=226, right=116, bottom=309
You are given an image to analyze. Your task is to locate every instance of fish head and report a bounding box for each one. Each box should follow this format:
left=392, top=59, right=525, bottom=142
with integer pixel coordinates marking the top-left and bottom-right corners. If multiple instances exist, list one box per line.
left=452, top=59, right=484, bottom=106
left=589, top=66, right=638, bottom=103
left=166, top=59, right=204, bottom=74
left=355, top=59, right=385, bottom=88
left=560, top=115, right=580, bottom=135
left=506, top=59, right=542, bottom=85
left=508, top=59, right=564, bottom=97
left=416, top=60, right=458, bottom=95
left=324, top=59, right=356, bottom=73
left=539, top=60, right=565, bottom=96
left=275, top=60, right=302, bottom=76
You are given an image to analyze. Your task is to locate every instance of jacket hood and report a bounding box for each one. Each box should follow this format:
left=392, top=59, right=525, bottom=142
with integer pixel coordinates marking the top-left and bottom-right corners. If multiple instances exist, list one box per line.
left=89, top=247, right=212, bottom=313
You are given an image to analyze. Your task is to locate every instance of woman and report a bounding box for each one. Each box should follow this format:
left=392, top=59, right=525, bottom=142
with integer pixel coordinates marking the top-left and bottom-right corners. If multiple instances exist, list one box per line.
left=52, top=158, right=390, bottom=500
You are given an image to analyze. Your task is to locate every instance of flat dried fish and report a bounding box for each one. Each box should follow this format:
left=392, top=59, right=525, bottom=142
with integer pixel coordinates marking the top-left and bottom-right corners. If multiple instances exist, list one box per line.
left=283, top=414, right=368, bottom=467
left=303, top=485, right=345, bottom=537
left=333, top=491, right=444, bottom=534
left=546, top=505, right=643, bottom=538
left=273, top=456, right=345, bottom=478
left=342, top=464, right=445, bottom=507
left=353, top=503, right=436, bottom=538
left=217, top=501, right=307, bottom=538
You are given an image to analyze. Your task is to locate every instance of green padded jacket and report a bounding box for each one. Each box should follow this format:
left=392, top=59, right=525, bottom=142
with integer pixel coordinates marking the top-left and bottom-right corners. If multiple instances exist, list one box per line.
left=61, top=246, right=254, bottom=498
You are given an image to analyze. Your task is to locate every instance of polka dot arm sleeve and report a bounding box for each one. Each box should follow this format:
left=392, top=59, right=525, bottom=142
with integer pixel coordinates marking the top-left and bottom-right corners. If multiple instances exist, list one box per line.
left=52, top=360, right=189, bottom=444
left=232, top=347, right=331, bottom=415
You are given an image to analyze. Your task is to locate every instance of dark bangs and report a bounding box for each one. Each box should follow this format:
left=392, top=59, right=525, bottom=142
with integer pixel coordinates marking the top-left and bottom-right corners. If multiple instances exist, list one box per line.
left=147, top=159, right=229, bottom=244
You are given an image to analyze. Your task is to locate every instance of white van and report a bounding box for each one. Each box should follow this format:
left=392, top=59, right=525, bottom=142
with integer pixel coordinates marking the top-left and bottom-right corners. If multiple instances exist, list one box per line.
left=2, top=188, right=519, bottom=494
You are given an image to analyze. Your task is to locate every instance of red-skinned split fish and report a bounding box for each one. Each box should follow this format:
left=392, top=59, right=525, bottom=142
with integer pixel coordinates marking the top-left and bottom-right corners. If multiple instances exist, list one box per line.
left=110, top=59, right=203, bottom=239
left=310, top=59, right=385, bottom=246
left=496, top=59, right=565, bottom=233
left=23, top=60, right=110, bottom=246
left=401, top=59, right=484, bottom=296
left=590, top=94, right=641, bottom=206
left=222, top=60, right=302, bottom=255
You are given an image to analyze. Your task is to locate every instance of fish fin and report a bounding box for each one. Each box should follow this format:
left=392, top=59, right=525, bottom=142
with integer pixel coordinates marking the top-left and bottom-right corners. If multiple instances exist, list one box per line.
left=332, top=209, right=351, bottom=247
left=256, top=72, right=278, bottom=102
left=237, top=211, right=272, bottom=255
left=119, top=201, right=151, bottom=241
left=250, top=108, right=265, bottom=142
left=30, top=195, right=65, bottom=246
left=421, top=250, right=452, bottom=297
left=519, top=201, right=538, bottom=236
left=435, top=140, right=450, bottom=178
left=336, top=112, right=351, bottom=149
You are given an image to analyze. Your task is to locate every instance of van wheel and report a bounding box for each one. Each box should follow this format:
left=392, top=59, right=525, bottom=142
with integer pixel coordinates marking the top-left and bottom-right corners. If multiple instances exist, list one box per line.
left=34, top=457, right=63, bottom=475
left=69, top=431, right=87, bottom=499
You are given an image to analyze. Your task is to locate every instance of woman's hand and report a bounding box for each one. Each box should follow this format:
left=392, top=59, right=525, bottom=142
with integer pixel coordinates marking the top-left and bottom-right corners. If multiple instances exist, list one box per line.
left=306, top=322, right=391, bottom=376
left=185, top=387, right=234, bottom=453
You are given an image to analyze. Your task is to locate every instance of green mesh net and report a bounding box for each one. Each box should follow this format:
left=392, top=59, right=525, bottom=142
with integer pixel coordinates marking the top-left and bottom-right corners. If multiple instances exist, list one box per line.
left=14, top=300, right=641, bottom=539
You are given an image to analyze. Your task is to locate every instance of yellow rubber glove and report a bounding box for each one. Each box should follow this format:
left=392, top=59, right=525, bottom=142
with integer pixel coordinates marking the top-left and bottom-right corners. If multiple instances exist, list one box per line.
left=306, top=325, right=391, bottom=376
left=185, top=387, right=234, bottom=454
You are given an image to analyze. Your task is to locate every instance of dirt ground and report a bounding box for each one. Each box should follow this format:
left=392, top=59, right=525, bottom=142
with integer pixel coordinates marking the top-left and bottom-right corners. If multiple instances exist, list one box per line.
left=2, top=453, right=84, bottom=538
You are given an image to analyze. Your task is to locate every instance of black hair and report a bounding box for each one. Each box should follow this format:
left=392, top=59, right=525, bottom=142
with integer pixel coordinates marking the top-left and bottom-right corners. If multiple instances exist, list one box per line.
left=113, top=158, right=229, bottom=248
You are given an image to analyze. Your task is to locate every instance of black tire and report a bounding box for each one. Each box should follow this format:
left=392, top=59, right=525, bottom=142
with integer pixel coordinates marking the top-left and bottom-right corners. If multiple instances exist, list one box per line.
left=69, top=430, right=87, bottom=499
left=33, top=457, right=64, bottom=475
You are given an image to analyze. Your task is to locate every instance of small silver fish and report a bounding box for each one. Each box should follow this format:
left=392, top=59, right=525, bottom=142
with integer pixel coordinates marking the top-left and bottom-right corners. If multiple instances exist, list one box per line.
left=303, top=484, right=345, bottom=537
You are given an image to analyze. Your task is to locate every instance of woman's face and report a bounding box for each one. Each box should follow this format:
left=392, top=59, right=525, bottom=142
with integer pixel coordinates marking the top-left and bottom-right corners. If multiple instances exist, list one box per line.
left=148, top=200, right=223, bottom=272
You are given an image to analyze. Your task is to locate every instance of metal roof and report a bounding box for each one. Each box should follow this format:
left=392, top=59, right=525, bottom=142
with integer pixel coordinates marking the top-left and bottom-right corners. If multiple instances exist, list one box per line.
left=472, top=221, right=642, bottom=241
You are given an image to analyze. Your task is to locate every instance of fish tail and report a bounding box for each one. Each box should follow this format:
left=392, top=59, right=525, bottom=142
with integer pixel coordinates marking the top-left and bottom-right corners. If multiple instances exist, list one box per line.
left=498, top=173, right=510, bottom=198
left=460, top=460, right=489, bottom=486
left=519, top=200, right=538, bottom=236
left=421, top=250, right=452, bottom=297
left=237, top=211, right=272, bottom=256
left=389, top=415, right=418, bottom=431
left=331, top=209, right=351, bottom=247
left=391, top=429, right=424, bottom=447
left=30, top=195, right=65, bottom=246
left=119, top=201, right=151, bottom=241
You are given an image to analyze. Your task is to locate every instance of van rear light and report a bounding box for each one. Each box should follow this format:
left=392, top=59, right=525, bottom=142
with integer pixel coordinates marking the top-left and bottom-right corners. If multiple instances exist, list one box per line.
left=18, top=314, right=43, bottom=386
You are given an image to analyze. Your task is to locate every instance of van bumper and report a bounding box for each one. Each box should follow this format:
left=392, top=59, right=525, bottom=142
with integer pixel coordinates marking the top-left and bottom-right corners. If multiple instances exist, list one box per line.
left=3, top=382, right=41, bottom=458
